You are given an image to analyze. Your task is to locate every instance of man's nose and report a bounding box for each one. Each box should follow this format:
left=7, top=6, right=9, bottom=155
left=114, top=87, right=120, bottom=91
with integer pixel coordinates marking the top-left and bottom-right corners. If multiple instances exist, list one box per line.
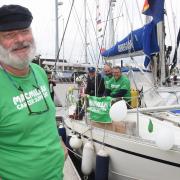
left=14, top=33, right=25, bottom=42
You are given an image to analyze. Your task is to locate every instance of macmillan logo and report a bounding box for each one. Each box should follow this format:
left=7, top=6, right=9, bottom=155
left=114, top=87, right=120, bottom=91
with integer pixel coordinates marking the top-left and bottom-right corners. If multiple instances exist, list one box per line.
left=13, top=85, right=49, bottom=110
left=111, top=84, right=120, bottom=89
left=89, top=99, right=109, bottom=112
left=118, top=39, right=133, bottom=53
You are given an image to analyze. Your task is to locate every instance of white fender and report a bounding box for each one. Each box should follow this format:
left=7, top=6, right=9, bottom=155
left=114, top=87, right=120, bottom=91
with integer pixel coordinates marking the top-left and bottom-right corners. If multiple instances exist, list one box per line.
left=69, top=135, right=82, bottom=149
left=81, top=141, right=95, bottom=175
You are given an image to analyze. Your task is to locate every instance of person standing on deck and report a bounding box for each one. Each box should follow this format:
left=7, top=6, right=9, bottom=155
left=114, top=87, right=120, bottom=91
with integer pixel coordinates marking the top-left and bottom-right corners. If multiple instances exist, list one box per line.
left=47, top=70, right=56, bottom=100
left=105, top=66, right=131, bottom=108
left=0, top=5, right=67, bottom=179
left=85, top=67, right=105, bottom=97
left=103, top=63, right=113, bottom=91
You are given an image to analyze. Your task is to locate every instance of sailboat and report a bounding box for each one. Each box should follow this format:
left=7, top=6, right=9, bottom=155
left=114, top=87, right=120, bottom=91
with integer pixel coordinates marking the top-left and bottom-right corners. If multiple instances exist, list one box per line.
left=57, top=0, right=180, bottom=179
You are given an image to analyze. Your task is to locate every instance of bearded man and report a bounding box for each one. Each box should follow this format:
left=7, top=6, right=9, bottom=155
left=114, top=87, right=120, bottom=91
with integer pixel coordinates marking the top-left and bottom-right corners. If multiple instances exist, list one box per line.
left=0, top=4, right=66, bottom=179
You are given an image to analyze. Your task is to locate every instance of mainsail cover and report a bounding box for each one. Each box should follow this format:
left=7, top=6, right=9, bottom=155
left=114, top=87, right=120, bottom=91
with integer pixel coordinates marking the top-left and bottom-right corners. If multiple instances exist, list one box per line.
left=101, top=21, right=159, bottom=67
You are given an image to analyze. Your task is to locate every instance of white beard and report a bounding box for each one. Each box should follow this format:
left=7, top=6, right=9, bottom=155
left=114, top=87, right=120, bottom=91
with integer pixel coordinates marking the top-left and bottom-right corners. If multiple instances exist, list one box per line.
left=0, top=39, right=36, bottom=70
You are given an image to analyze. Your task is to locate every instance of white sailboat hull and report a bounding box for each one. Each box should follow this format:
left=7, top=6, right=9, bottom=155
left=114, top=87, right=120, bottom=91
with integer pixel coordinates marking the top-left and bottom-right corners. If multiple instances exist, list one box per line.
left=64, top=116, right=180, bottom=180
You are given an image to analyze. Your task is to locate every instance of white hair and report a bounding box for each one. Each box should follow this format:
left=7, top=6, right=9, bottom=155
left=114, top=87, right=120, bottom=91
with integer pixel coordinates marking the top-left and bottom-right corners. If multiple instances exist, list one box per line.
left=0, top=38, right=36, bottom=69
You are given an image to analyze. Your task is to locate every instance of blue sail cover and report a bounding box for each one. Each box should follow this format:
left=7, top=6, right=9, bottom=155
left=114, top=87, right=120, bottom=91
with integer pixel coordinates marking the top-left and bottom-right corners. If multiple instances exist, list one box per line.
left=101, top=21, right=159, bottom=67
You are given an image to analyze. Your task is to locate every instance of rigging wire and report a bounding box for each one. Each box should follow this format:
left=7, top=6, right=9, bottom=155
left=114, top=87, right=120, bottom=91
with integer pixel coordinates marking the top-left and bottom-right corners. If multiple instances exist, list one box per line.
left=167, top=0, right=179, bottom=73
left=170, top=0, right=177, bottom=43
left=114, top=1, right=124, bottom=40
left=86, top=2, right=102, bottom=64
left=70, top=0, right=96, bottom=64
left=54, top=0, right=75, bottom=70
left=69, top=0, right=86, bottom=62
left=98, top=0, right=115, bottom=65
left=123, top=0, right=133, bottom=32
left=165, top=2, right=173, bottom=46
left=135, top=0, right=143, bottom=26
left=66, top=0, right=85, bottom=63
left=170, top=28, right=180, bottom=73
left=82, top=2, right=97, bottom=64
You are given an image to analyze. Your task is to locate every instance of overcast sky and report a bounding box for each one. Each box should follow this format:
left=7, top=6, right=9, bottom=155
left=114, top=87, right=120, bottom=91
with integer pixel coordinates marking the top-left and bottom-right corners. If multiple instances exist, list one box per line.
left=0, top=0, right=179, bottom=64
left=0, top=0, right=55, bottom=58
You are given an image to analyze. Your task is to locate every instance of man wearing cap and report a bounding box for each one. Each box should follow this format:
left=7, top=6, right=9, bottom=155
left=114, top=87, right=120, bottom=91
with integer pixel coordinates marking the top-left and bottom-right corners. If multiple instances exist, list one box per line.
left=85, top=67, right=105, bottom=97
left=0, top=4, right=66, bottom=179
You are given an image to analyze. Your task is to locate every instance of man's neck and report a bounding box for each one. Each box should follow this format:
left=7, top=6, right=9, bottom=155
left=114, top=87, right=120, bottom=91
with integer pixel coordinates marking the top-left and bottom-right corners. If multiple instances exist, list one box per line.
left=0, top=63, right=29, bottom=76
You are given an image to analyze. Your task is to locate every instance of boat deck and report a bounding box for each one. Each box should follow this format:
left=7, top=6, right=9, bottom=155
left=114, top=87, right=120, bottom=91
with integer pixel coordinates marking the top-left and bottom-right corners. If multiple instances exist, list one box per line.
left=54, top=83, right=76, bottom=107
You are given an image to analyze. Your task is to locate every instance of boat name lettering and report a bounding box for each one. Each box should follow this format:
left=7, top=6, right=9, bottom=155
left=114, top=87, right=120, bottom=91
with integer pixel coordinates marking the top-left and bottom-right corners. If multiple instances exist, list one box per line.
left=118, top=40, right=133, bottom=53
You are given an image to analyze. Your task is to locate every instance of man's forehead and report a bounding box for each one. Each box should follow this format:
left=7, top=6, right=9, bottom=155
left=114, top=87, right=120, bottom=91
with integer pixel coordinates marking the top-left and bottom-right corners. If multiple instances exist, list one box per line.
left=113, top=69, right=120, bottom=72
left=104, top=65, right=111, bottom=69
left=0, top=28, right=31, bottom=34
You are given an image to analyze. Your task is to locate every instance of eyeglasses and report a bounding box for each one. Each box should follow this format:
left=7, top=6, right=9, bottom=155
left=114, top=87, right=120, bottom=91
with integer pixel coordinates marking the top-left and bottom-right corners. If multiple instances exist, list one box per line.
left=2, top=65, right=49, bottom=115
left=18, top=85, right=49, bottom=115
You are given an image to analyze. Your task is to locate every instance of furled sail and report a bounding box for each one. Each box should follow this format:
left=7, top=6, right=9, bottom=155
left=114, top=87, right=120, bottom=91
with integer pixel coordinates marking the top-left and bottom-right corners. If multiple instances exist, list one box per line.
left=101, top=21, right=159, bottom=67
left=101, top=0, right=165, bottom=67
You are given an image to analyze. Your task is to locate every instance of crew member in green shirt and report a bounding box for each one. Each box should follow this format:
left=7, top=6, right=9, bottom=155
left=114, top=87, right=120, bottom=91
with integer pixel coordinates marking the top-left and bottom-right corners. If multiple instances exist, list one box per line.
left=105, top=66, right=131, bottom=108
left=0, top=4, right=67, bottom=179
left=103, top=64, right=113, bottom=90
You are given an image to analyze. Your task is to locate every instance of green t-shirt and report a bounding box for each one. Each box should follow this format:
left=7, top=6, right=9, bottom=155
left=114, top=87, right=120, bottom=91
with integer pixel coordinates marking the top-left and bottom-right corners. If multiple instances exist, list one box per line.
left=108, top=75, right=131, bottom=102
left=0, top=63, right=64, bottom=180
left=104, top=75, right=112, bottom=89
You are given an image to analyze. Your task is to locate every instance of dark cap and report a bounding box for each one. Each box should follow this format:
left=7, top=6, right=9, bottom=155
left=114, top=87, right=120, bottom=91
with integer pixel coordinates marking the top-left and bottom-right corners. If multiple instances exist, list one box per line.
left=0, top=4, right=33, bottom=31
left=88, top=67, right=96, bottom=73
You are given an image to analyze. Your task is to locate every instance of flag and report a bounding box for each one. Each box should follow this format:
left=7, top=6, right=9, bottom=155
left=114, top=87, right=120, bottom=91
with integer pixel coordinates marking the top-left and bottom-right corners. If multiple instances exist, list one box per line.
left=87, top=96, right=112, bottom=123
left=100, top=47, right=106, bottom=53
left=96, top=0, right=103, bottom=37
left=142, top=0, right=165, bottom=24
left=142, top=0, right=150, bottom=14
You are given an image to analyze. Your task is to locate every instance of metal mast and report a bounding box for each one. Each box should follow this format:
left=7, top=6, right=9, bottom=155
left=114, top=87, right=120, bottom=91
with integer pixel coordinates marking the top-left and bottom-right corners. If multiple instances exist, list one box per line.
left=108, top=0, right=115, bottom=49
left=55, top=0, right=63, bottom=59
left=55, top=0, right=59, bottom=59
left=84, top=0, right=88, bottom=63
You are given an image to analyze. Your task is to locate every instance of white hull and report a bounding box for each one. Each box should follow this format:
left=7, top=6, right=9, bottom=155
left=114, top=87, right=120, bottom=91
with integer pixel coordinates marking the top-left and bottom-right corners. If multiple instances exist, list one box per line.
left=63, top=114, right=180, bottom=180
left=54, top=77, right=180, bottom=180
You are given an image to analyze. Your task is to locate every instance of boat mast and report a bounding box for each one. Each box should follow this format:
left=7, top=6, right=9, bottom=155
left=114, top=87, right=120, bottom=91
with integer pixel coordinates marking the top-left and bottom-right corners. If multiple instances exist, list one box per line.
left=108, top=0, right=115, bottom=66
left=55, top=0, right=59, bottom=59
left=84, top=0, right=88, bottom=63
left=108, top=0, right=115, bottom=49
left=157, top=21, right=166, bottom=86
left=156, top=0, right=166, bottom=86
left=55, top=0, right=63, bottom=59
left=146, top=16, right=158, bottom=86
